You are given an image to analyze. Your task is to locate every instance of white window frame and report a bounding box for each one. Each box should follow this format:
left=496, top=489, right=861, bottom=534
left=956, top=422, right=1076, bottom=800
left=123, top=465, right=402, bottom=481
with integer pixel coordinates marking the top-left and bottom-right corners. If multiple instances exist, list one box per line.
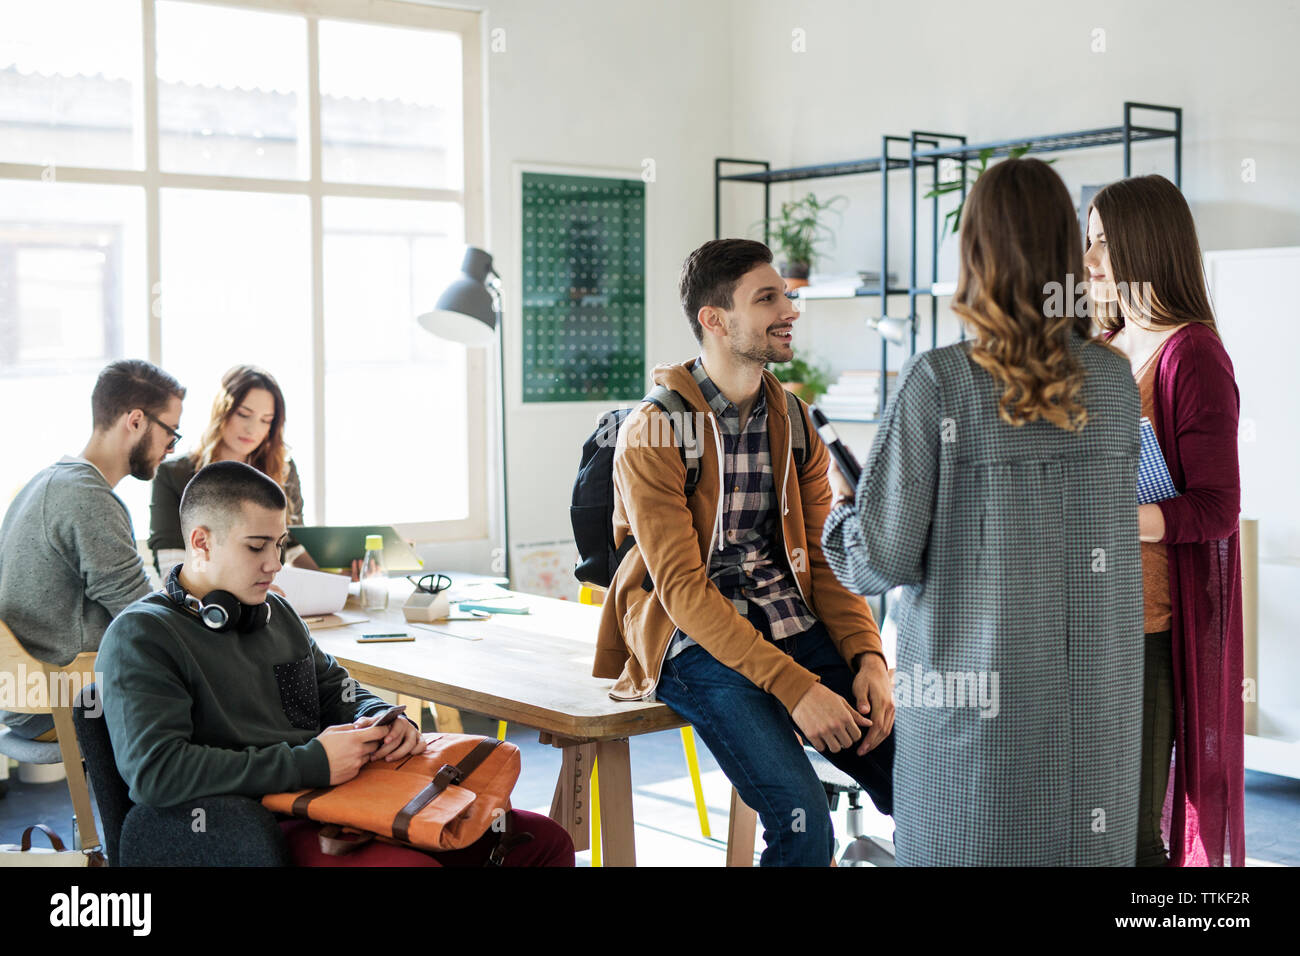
left=0, top=0, right=488, bottom=542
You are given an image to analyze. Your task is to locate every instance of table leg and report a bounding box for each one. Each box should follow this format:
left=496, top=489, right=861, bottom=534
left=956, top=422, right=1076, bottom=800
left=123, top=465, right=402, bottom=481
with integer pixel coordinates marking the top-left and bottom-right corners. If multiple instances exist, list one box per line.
left=727, top=787, right=757, bottom=867
left=432, top=703, right=464, bottom=733
left=546, top=740, right=594, bottom=853
left=594, top=737, right=635, bottom=867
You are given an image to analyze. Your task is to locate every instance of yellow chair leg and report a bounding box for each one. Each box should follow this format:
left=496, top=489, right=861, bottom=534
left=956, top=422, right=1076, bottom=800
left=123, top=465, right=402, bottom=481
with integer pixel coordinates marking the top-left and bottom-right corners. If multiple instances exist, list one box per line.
left=578, top=584, right=607, bottom=866
left=680, top=726, right=711, bottom=839
left=496, top=720, right=508, bottom=741
left=590, top=757, right=602, bottom=868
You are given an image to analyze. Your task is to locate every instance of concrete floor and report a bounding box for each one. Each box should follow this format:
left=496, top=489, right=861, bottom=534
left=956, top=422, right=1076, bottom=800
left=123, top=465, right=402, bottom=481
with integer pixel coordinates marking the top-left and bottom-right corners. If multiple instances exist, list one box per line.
left=3, top=712, right=1297, bottom=866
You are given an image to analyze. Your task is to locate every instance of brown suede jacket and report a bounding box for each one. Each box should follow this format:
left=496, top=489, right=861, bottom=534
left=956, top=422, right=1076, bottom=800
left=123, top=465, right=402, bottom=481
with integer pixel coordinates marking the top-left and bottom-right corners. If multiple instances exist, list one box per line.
left=592, top=360, right=885, bottom=713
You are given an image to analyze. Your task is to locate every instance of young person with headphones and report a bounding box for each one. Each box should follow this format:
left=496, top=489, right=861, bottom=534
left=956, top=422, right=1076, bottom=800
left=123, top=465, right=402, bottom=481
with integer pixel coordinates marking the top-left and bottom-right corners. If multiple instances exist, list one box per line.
left=99, top=460, right=574, bottom=866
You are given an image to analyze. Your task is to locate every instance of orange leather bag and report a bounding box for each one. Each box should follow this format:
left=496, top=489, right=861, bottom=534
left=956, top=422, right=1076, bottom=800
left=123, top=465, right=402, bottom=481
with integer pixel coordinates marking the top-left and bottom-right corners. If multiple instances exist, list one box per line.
left=262, top=733, right=520, bottom=854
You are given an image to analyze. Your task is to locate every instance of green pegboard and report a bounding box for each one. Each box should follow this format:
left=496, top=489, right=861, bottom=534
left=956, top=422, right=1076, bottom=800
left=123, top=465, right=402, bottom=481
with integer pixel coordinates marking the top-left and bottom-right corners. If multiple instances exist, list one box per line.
left=521, top=172, right=645, bottom=402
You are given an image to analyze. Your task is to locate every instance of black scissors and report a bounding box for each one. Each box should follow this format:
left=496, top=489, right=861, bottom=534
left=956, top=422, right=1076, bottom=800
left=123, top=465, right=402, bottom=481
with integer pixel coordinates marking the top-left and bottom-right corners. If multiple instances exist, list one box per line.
left=407, top=573, right=452, bottom=595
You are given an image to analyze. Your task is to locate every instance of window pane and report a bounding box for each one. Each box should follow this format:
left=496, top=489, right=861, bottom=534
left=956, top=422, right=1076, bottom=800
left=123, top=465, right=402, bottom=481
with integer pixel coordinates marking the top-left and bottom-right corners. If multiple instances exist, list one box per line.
left=0, top=180, right=146, bottom=524
left=159, top=189, right=314, bottom=525
left=323, top=197, right=467, bottom=524
left=0, top=0, right=143, bottom=170
left=155, top=1, right=307, bottom=179
left=319, top=20, right=462, bottom=190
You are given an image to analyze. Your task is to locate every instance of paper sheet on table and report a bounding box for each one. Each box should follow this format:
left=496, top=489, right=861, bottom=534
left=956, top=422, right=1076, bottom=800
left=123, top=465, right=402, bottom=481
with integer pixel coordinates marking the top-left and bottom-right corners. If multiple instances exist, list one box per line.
left=440, top=581, right=515, bottom=605
left=273, top=566, right=351, bottom=617
left=305, top=610, right=369, bottom=631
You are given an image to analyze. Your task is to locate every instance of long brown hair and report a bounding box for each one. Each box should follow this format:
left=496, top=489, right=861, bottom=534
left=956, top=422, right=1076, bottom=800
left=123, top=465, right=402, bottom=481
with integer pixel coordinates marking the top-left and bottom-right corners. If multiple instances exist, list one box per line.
left=953, top=157, right=1092, bottom=431
left=190, top=365, right=290, bottom=485
left=1087, top=174, right=1217, bottom=336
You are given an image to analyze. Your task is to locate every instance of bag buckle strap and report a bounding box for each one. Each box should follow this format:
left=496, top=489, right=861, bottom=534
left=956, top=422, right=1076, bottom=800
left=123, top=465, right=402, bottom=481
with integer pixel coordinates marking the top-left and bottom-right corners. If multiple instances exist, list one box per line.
left=391, top=738, right=502, bottom=844
left=484, top=812, right=533, bottom=867
left=432, top=763, right=463, bottom=789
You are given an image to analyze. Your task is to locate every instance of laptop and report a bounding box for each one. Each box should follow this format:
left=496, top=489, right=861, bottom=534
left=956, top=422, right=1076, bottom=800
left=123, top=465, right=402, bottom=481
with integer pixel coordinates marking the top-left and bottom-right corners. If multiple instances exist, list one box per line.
left=291, top=526, right=424, bottom=573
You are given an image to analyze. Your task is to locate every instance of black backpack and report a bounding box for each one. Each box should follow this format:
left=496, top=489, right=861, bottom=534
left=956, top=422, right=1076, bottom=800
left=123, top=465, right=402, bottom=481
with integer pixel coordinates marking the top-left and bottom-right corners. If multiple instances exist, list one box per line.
left=571, top=385, right=809, bottom=589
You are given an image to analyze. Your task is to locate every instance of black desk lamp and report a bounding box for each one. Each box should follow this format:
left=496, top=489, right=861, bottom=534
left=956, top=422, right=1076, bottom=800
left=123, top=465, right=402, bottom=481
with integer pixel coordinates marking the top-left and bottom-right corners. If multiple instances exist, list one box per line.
left=418, top=247, right=510, bottom=582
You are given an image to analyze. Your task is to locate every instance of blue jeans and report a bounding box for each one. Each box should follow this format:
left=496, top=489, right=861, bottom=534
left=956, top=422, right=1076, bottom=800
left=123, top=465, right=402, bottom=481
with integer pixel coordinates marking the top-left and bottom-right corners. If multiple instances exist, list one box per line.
left=654, top=605, right=895, bottom=866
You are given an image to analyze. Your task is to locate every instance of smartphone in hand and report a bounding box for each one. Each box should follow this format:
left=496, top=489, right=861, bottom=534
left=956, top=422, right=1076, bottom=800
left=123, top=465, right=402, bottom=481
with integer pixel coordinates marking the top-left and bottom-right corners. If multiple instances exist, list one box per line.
left=371, top=704, right=407, bottom=728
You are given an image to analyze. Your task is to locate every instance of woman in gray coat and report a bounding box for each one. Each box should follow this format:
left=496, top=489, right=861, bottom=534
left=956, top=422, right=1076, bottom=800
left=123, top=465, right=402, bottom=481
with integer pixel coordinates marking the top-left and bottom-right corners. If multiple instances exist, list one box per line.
left=822, top=158, right=1143, bottom=865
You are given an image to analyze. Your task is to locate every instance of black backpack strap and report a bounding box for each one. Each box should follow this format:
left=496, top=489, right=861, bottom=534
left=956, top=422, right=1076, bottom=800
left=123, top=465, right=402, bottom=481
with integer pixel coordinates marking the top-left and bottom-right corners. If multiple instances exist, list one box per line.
left=644, top=385, right=702, bottom=496
left=784, top=389, right=809, bottom=472
left=614, top=386, right=702, bottom=595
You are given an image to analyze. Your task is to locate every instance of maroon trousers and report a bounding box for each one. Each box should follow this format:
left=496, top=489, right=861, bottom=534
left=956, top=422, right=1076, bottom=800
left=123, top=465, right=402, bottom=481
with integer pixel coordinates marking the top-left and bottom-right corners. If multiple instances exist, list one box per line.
left=281, top=809, right=575, bottom=867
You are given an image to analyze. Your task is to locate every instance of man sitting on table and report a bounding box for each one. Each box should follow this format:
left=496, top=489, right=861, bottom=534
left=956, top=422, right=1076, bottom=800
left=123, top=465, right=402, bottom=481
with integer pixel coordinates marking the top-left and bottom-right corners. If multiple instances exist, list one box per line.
left=99, top=460, right=573, bottom=867
left=593, top=238, right=895, bottom=867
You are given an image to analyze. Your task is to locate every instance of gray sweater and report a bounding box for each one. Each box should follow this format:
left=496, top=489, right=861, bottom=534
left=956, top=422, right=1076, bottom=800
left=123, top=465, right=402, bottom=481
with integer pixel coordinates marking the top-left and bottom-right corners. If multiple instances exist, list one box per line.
left=0, top=457, right=151, bottom=665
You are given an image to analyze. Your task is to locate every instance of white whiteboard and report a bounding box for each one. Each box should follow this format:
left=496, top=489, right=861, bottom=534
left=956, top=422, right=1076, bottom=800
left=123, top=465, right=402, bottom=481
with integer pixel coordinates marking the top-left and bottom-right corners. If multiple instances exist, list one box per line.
left=1206, top=246, right=1300, bottom=741
left=1205, top=247, right=1300, bottom=561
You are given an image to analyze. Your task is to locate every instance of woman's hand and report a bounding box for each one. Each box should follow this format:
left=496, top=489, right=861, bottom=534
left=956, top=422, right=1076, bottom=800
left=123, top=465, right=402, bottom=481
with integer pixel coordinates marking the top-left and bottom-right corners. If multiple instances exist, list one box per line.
left=1138, top=503, right=1166, bottom=543
left=827, top=461, right=855, bottom=502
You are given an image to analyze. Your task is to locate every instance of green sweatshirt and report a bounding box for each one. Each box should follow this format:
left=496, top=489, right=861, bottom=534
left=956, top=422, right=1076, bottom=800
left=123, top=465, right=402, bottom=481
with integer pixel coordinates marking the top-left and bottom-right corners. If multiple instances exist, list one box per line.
left=99, top=591, right=391, bottom=807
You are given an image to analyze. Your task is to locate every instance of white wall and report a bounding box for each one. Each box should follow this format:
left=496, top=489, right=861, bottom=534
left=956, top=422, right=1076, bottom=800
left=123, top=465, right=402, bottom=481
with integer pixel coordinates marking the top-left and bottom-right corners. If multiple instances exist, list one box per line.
left=417, top=0, right=1300, bottom=586
left=727, top=0, right=1300, bottom=381
left=423, top=0, right=735, bottom=584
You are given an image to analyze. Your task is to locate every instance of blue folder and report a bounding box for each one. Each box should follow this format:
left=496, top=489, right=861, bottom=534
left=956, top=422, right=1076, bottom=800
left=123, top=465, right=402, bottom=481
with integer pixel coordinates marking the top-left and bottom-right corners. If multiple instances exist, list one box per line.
left=1137, top=417, right=1179, bottom=505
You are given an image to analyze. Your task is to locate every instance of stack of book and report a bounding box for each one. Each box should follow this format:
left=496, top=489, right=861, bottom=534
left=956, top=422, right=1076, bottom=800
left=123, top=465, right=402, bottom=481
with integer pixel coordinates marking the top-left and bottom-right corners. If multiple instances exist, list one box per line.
left=815, top=370, right=897, bottom=420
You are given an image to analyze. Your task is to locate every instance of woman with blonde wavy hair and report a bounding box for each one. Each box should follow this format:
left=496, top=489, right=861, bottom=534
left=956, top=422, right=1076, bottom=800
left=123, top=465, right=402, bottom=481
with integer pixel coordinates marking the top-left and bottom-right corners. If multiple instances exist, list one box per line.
left=822, top=157, right=1145, bottom=865
left=149, top=365, right=317, bottom=572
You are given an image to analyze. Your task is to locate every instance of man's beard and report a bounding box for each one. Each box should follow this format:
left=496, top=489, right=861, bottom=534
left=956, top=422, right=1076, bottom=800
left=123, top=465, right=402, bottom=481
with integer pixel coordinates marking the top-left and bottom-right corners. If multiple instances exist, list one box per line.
left=127, top=428, right=158, bottom=480
left=726, top=317, right=788, bottom=365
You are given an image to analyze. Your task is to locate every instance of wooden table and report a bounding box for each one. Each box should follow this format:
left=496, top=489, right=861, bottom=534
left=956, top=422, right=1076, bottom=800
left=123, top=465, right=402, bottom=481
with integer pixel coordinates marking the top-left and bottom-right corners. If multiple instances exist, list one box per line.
left=308, top=579, right=688, bottom=866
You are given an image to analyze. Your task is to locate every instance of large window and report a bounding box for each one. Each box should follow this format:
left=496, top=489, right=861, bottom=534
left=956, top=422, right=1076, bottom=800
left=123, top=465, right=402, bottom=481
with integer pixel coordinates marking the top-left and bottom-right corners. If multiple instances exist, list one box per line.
left=0, top=0, right=485, bottom=541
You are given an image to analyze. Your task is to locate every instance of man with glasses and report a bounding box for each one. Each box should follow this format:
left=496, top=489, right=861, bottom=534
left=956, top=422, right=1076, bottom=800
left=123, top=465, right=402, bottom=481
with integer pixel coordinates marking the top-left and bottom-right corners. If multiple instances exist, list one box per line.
left=0, top=359, right=185, bottom=741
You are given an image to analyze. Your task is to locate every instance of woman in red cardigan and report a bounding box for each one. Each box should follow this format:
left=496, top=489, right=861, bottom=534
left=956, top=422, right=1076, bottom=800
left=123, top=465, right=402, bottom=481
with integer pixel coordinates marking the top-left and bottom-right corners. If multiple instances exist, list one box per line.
left=1085, top=174, right=1244, bottom=866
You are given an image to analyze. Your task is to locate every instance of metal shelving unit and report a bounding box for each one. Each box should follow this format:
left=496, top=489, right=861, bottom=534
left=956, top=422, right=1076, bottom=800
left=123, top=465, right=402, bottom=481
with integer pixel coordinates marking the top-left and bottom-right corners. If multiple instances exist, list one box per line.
left=716, top=136, right=916, bottom=424
left=714, top=101, right=1184, bottom=421
left=907, top=102, right=1183, bottom=352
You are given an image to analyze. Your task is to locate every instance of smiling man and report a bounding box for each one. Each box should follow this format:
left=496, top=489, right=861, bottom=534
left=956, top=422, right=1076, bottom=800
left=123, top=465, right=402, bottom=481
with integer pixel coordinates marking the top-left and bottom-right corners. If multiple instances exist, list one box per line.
left=592, top=238, right=896, bottom=866
left=0, top=359, right=185, bottom=742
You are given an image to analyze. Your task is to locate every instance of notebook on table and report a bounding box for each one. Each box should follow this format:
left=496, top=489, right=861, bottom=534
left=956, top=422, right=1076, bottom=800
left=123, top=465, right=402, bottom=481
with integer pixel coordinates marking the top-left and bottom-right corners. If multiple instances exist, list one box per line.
left=1137, top=417, right=1179, bottom=504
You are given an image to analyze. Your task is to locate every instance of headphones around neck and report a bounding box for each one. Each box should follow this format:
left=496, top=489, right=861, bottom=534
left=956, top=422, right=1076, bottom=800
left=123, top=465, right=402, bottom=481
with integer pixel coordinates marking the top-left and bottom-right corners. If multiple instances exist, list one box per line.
left=165, top=564, right=271, bottom=634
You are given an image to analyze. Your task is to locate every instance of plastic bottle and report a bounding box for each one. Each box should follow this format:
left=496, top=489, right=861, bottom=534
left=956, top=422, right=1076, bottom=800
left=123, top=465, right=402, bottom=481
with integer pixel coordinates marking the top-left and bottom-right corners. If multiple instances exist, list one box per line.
left=359, top=534, right=388, bottom=611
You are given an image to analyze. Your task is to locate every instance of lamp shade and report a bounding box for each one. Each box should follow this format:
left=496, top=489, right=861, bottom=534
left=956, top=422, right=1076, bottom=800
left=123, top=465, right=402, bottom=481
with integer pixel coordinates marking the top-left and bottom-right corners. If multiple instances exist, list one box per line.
left=869, top=315, right=913, bottom=347
left=418, top=247, right=498, bottom=346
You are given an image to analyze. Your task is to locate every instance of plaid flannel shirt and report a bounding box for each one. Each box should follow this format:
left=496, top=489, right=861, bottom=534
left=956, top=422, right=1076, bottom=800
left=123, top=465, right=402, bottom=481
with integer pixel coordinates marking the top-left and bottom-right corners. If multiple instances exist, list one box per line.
left=666, top=357, right=817, bottom=659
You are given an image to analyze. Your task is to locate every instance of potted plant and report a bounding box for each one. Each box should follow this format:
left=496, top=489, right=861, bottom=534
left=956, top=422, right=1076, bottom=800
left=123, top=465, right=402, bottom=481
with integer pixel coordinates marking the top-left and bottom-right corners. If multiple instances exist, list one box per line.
left=769, top=351, right=831, bottom=404
left=757, top=192, right=847, bottom=289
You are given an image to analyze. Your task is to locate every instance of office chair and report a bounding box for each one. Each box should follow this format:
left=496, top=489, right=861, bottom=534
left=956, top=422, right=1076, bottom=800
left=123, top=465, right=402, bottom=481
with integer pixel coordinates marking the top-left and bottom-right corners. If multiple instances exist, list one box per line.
left=805, top=746, right=896, bottom=867
left=72, top=683, right=289, bottom=866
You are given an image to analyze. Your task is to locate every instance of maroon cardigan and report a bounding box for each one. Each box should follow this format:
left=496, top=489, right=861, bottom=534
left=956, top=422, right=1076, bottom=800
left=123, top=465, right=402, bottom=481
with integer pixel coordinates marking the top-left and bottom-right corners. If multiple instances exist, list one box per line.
left=1149, top=322, right=1246, bottom=866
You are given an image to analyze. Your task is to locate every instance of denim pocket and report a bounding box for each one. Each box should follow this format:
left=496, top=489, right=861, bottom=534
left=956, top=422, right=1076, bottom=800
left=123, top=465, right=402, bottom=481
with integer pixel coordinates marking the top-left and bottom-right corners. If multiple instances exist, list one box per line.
left=273, top=654, right=320, bottom=731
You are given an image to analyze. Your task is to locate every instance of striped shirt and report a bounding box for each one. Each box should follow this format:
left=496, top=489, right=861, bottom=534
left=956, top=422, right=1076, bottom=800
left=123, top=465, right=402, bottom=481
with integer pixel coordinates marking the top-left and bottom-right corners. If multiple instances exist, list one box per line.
left=667, top=357, right=816, bottom=659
